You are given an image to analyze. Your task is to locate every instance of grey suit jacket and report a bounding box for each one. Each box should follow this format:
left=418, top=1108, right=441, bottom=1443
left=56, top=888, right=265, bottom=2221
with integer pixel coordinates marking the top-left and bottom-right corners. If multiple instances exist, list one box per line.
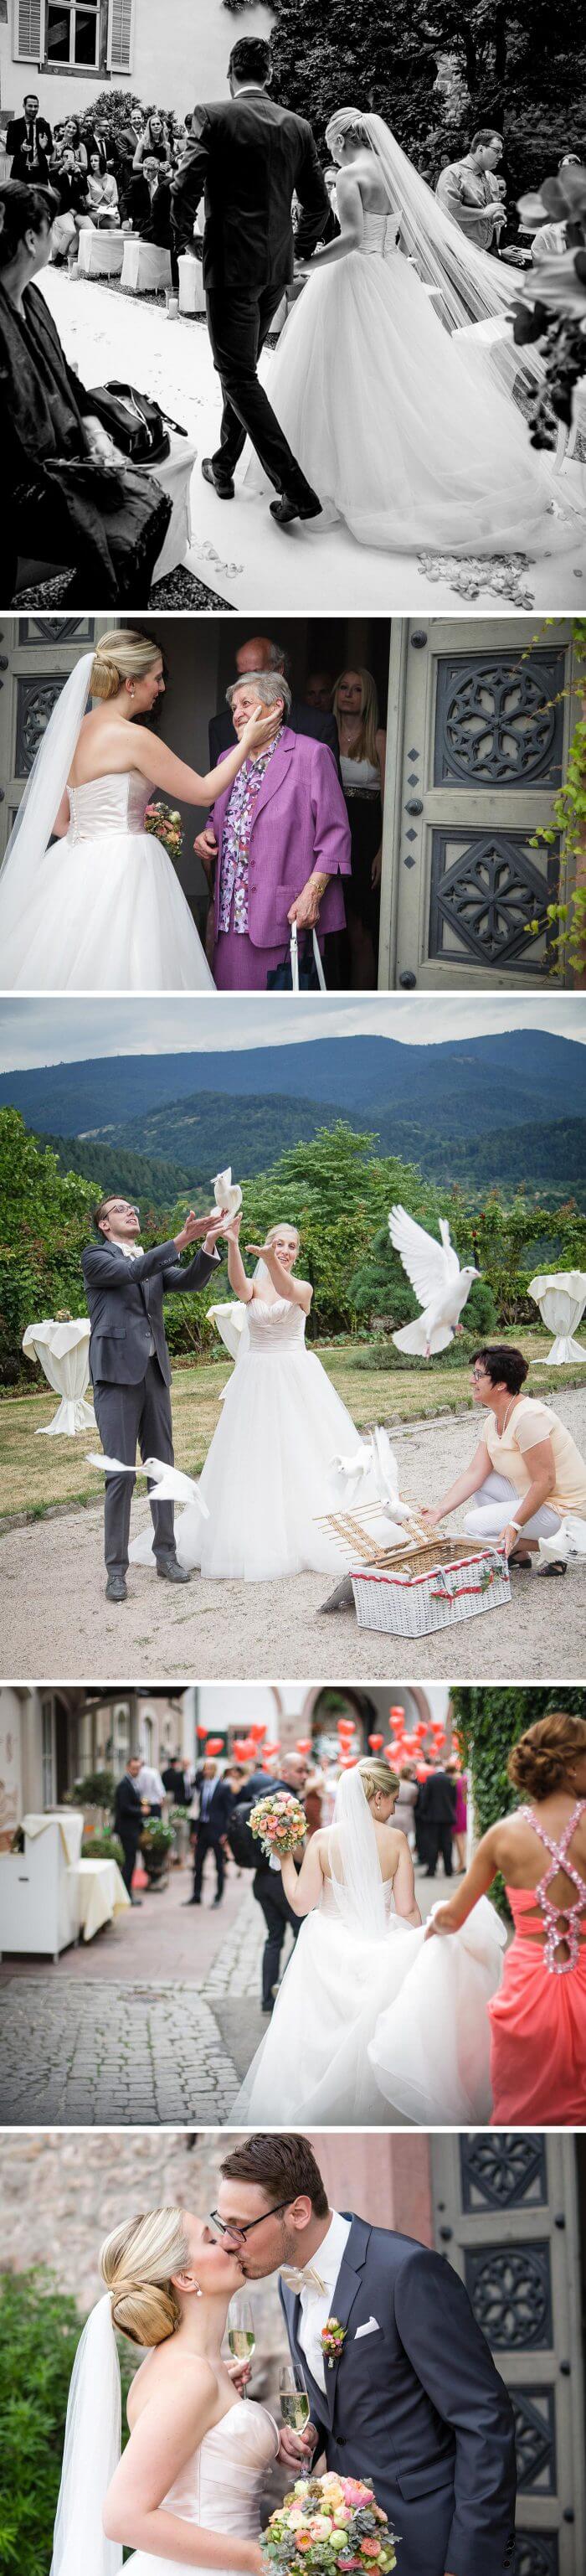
left=280, top=2213, right=516, bottom=2576
left=81, top=1235, right=220, bottom=1389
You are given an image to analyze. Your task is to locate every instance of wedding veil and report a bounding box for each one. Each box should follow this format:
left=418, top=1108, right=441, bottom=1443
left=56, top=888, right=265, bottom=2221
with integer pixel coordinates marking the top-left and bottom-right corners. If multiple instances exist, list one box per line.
left=50, top=2292, right=122, bottom=2576
left=329, top=1763, right=388, bottom=1941
left=0, top=650, right=94, bottom=949
left=327, top=108, right=537, bottom=399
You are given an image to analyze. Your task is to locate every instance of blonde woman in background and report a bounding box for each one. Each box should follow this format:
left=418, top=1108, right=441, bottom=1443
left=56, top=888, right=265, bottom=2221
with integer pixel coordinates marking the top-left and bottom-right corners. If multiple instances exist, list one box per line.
left=0, top=629, right=280, bottom=990
left=332, top=666, right=386, bottom=987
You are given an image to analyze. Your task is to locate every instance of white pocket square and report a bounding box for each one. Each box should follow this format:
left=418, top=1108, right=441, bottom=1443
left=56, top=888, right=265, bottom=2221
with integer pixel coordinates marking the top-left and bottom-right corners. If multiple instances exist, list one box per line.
left=355, top=2318, right=380, bottom=2339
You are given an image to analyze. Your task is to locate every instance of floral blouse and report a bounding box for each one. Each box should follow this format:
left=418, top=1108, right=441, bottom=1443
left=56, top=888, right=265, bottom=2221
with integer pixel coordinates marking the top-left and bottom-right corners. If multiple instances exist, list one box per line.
left=218, top=734, right=280, bottom=935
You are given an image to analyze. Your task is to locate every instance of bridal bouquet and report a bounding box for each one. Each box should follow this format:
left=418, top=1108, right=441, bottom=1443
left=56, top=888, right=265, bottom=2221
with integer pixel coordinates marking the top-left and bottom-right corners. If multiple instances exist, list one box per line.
left=143, top=799, right=183, bottom=860
left=262, top=2472, right=398, bottom=2574
left=249, top=1790, right=307, bottom=1863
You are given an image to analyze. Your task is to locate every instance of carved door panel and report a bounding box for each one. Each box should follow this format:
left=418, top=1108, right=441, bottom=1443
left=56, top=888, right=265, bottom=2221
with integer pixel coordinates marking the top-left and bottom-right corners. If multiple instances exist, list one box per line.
left=380, top=618, right=577, bottom=989
left=431, top=2135, right=585, bottom=2576
left=0, top=617, right=111, bottom=859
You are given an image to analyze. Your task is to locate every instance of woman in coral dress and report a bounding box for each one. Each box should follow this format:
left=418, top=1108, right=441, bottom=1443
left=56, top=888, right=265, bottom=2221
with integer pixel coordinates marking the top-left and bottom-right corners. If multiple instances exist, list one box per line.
left=425, top=1710, right=586, bottom=2125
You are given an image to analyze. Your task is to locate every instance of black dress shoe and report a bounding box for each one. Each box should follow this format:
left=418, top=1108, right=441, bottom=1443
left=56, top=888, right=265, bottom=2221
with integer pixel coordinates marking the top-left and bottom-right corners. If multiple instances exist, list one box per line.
left=261, top=1999, right=274, bottom=2014
left=157, top=1558, right=192, bottom=1584
left=105, top=1571, right=127, bottom=1603
left=182, top=1896, right=200, bottom=1905
left=270, top=490, right=322, bottom=527
left=202, top=455, right=234, bottom=498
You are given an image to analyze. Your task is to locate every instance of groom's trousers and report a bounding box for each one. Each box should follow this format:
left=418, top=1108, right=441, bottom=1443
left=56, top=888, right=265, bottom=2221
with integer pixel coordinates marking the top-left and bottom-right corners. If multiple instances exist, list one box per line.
left=206, top=286, right=318, bottom=501
left=92, top=1355, right=177, bottom=1575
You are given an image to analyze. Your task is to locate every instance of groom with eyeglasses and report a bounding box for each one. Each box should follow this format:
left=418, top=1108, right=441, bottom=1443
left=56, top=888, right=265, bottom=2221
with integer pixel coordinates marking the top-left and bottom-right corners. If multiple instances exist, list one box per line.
left=82, top=1191, right=225, bottom=1603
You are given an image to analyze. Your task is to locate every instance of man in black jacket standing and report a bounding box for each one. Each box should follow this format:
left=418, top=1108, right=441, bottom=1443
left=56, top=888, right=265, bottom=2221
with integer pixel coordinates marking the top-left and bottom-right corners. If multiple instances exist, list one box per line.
left=172, top=37, right=330, bottom=525
left=114, top=1756, right=145, bottom=1905
left=419, top=1759, right=457, bottom=1878
left=233, top=1756, right=306, bottom=2011
left=186, top=1760, right=234, bottom=1906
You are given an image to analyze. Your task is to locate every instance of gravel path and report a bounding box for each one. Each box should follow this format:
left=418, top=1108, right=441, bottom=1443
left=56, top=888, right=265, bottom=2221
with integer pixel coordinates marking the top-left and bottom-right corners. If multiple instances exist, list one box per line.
left=2, top=1399, right=584, bottom=1682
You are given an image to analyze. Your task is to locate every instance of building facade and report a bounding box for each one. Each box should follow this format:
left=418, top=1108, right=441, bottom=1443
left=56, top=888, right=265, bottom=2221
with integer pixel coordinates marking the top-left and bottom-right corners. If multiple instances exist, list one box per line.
left=1, top=0, right=274, bottom=129
left=0, top=1684, right=195, bottom=1830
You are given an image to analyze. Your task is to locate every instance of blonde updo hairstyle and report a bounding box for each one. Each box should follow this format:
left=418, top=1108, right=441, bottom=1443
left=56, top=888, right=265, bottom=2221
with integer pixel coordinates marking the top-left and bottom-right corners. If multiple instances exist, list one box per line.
left=265, top=1222, right=301, bottom=1254
left=508, top=1711, right=586, bottom=1803
left=100, top=2205, right=190, bottom=2347
left=90, top=629, right=161, bottom=703
left=357, top=1755, right=399, bottom=1802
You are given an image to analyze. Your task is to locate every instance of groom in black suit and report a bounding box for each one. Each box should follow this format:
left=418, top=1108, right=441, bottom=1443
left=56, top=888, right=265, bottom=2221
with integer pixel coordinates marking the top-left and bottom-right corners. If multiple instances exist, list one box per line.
left=218, top=2134, right=517, bottom=2576
left=171, top=36, right=330, bottom=525
left=82, top=1193, right=224, bottom=1603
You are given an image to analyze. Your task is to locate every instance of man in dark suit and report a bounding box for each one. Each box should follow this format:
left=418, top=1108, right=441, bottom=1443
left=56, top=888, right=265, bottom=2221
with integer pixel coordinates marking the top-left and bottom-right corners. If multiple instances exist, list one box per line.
left=186, top=1759, right=234, bottom=1905
left=162, top=1755, right=189, bottom=1804
left=233, top=1757, right=306, bottom=2011
left=194, top=633, right=340, bottom=891
left=218, top=2131, right=517, bottom=2576
left=172, top=35, right=329, bottom=525
left=124, top=157, right=178, bottom=283
left=113, top=1755, right=145, bottom=1904
left=6, top=95, right=52, bottom=179
left=419, top=1759, right=457, bottom=1877
left=81, top=1192, right=225, bottom=1605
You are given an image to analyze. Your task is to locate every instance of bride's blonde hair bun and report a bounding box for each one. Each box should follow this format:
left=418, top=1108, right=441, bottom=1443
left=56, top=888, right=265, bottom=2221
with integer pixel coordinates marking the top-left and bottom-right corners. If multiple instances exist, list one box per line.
left=357, top=1755, right=398, bottom=1800
left=90, top=629, right=161, bottom=701
left=100, top=2206, right=189, bottom=2348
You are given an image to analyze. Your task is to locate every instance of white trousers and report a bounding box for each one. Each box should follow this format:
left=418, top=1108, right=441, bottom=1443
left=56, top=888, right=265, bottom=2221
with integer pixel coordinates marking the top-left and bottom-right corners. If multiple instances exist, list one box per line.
left=464, top=1469, right=561, bottom=1542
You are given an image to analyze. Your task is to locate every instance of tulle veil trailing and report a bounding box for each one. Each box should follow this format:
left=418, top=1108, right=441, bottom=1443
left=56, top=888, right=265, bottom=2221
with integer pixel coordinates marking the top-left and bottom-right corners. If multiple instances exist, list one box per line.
left=329, top=107, right=538, bottom=399
left=0, top=653, right=94, bottom=942
left=50, top=2293, right=122, bottom=2576
left=328, top=1763, right=388, bottom=1941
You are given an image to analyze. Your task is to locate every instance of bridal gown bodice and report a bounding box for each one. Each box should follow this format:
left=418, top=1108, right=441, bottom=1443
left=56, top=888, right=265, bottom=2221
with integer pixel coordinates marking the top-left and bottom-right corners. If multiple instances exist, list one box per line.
left=126, top=2398, right=279, bottom=2576
left=244, top=1294, right=307, bottom=1354
left=65, top=767, right=152, bottom=839
left=358, top=207, right=400, bottom=257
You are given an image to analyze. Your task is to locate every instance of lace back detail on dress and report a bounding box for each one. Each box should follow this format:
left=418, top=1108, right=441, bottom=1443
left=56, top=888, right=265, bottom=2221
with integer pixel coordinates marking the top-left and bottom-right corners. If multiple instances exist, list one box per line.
left=521, top=1798, right=586, bottom=1974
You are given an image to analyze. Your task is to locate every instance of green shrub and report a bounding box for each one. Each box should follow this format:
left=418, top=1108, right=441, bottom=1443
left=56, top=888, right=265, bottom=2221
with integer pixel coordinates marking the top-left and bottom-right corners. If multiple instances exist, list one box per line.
left=81, top=1829, right=125, bottom=1867
left=451, top=1685, right=586, bottom=1918
left=0, top=2268, right=136, bottom=2573
left=69, top=1772, right=116, bottom=1809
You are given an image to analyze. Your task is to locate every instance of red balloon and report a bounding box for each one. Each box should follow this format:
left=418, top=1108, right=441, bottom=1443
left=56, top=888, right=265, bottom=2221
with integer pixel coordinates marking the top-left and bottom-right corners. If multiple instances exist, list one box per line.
left=197, top=1723, right=208, bottom=1738
left=368, top=1734, right=384, bottom=1751
left=249, top=1722, right=266, bottom=1741
left=340, top=1754, right=357, bottom=1769
left=234, top=1737, right=255, bottom=1762
left=389, top=1705, right=405, bottom=1721
left=383, top=1745, right=398, bottom=1764
left=204, top=1737, right=224, bottom=1757
left=296, top=1738, right=312, bottom=1755
left=337, top=1721, right=355, bottom=1737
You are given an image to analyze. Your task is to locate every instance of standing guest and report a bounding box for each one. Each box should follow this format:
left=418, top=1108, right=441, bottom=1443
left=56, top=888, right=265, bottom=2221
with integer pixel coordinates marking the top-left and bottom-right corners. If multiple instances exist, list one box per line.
left=162, top=1753, right=188, bottom=1804
left=113, top=1755, right=145, bottom=1904
left=303, top=1768, right=324, bottom=1835
left=233, top=1753, right=306, bottom=2011
left=205, top=670, right=350, bottom=990
left=332, top=666, right=386, bottom=989
left=435, top=129, right=506, bottom=250
left=446, top=1756, right=467, bottom=1871
left=396, top=1760, right=419, bottom=1851
left=419, top=1758, right=457, bottom=1878
left=6, top=95, right=52, bottom=180
left=61, top=117, right=88, bottom=172
left=136, top=1758, right=166, bottom=1817
left=304, top=667, right=336, bottom=713
left=207, top=636, right=340, bottom=768
left=185, top=1758, right=234, bottom=1906
left=132, top=112, right=169, bottom=171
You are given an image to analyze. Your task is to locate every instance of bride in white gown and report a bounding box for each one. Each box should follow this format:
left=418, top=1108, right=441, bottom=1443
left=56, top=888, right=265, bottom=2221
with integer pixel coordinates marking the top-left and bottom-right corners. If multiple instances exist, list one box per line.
left=233, top=1759, right=506, bottom=2127
left=0, top=630, right=280, bottom=991
left=130, top=1216, right=398, bottom=1582
left=248, top=106, right=572, bottom=559
left=50, top=2204, right=275, bottom=2576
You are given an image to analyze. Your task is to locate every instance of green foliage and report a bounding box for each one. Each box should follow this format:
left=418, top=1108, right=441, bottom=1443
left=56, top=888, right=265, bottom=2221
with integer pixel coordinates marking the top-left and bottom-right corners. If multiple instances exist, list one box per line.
left=69, top=1770, right=116, bottom=1808
left=451, top=1685, right=586, bottom=1915
left=81, top=1829, right=125, bottom=1866
left=0, top=2269, right=135, bottom=2573
left=0, top=1111, right=95, bottom=1380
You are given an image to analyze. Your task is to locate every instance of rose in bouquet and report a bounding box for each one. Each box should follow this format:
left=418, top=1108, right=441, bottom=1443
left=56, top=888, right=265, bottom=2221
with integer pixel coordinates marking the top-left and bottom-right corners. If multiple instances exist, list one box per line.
left=144, top=799, right=183, bottom=862
left=261, top=2471, right=398, bottom=2576
left=249, top=1791, right=307, bottom=1864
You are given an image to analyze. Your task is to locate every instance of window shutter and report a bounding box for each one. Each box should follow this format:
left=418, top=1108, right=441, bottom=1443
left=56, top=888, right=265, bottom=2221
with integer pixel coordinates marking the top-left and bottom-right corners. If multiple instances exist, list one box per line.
left=14, top=0, right=44, bottom=58
left=107, top=0, right=133, bottom=70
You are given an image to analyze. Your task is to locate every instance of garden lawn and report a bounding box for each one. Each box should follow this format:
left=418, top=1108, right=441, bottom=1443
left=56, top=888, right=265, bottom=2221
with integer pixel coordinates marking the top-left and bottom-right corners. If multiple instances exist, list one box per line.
left=1, top=1331, right=584, bottom=1523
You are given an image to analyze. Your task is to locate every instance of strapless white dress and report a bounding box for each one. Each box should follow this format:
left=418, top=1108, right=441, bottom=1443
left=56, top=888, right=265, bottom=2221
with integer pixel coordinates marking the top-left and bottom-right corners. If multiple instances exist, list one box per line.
left=0, top=769, right=213, bottom=990
left=248, top=209, right=560, bottom=555
left=125, top=2398, right=279, bottom=2576
left=233, top=1877, right=506, bottom=2128
left=130, top=1293, right=388, bottom=1582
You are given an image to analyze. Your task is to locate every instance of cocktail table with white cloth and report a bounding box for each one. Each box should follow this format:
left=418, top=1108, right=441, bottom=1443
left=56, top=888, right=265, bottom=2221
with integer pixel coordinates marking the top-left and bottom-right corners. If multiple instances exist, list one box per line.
left=22, top=1316, right=95, bottom=1434
left=0, top=1809, right=130, bottom=1957
left=75, top=1852, right=130, bottom=1941
left=77, top=225, right=125, bottom=279
left=528, top=1272, right=586, bottom=1364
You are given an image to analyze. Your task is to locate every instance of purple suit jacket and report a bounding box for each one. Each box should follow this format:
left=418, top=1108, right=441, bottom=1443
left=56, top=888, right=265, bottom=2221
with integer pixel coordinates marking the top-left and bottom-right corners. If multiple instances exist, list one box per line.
left=210, top=725, right=351, bottom=952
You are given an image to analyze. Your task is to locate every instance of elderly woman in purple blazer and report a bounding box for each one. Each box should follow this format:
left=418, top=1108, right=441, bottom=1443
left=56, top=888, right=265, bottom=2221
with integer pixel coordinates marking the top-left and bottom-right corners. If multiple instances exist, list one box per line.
left=207, top=669, right=351, bottom=988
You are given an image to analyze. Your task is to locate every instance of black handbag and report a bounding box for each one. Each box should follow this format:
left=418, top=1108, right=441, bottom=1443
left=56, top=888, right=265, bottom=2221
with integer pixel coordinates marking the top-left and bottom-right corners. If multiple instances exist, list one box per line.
left=266, top=924, right=326, bottom=993
left=87, top=380, right=182, bottom=467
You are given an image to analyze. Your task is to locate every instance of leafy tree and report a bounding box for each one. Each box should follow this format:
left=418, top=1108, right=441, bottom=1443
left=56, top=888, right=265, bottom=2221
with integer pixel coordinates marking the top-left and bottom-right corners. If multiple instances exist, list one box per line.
left=0, top=1112, right=95, bottom=1382
left=451, top=1685, right=586, bottom=1916
left=0, top=2269, right=135, bottom=2573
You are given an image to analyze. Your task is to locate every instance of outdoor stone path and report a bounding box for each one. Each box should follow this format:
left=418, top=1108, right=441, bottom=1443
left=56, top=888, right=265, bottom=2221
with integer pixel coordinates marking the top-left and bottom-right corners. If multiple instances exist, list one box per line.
left=0, top=1979, right=238, bottom=2128
left=202, top=1883, right=295, bottom=2000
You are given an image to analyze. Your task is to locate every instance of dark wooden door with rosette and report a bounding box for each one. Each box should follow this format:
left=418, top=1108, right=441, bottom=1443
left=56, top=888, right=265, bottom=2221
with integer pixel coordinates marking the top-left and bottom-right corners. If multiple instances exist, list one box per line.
left=379, top=617, right=578, bottom=990
left=430, top=2133, right=586, bottom=2576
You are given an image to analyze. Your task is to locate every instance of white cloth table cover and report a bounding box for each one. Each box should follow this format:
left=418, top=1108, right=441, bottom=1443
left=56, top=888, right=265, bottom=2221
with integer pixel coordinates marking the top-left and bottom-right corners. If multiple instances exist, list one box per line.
left=78, top=225, right=125, bottom=277
left=177, top=252, right=206, bottom=315
left=22, top=1809, right=84, bottom=1864
left=73, top=1856, right=131, bottom=1941
left=141, top=429, right=196, bottom=580
left=121, top=236, right=172, bottom=294
left=23, top=1317, right=95, bottom=1434
left=528, top=1272, right=586, bottom=1363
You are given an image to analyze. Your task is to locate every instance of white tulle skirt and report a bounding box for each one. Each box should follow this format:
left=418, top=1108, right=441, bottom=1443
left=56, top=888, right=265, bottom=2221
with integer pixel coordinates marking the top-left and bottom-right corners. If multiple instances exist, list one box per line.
left=233, top=1896, right=506, bottom=2126
left=0, top=827, right=213, bottom=991
left=248, top=249, right=558, bottom=555
left=130, top=1344, right=384, bottom=1581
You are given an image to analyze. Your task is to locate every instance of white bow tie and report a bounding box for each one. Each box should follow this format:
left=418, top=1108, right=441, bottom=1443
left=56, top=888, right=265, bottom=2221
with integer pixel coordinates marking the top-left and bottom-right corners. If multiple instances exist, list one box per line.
left=280, top=2264, right=326, bottom=2295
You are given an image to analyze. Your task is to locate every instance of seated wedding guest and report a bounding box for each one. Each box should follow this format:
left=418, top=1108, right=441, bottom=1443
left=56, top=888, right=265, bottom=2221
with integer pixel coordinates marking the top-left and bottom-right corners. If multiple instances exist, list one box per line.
left=206, top=669, right=351, bottom=989
left=49, top=148, right=90, bottom=263
left=333, top=665, right=386, bottom=989
left=421, top=1345, right=586, bottom=1573
left=132, top=111, right=169, bottom=171
left=0, top=183, right=172, bottom=604
left=6, top=93, right=52, bottom=179
left=125, top=154, right=178, bottom=285
left=62, top=116, right=88, bottom=171
left=435, top=129, right=506, bottom=249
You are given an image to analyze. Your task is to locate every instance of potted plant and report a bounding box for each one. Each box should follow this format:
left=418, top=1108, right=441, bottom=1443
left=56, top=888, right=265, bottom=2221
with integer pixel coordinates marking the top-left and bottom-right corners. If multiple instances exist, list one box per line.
left=140, top=1819, right=174, bottom=1888
left=80, top=1827, right=125, bottom=1870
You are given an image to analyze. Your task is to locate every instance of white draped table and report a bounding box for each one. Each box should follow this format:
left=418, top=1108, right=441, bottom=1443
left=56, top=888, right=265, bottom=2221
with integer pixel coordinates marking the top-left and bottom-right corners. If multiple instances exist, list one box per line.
left=22, top=1317, right=95, bottom=1434
left=528, top=1271, right=586, bottom=1364
left=75, top=1856, right=131, bottom=1941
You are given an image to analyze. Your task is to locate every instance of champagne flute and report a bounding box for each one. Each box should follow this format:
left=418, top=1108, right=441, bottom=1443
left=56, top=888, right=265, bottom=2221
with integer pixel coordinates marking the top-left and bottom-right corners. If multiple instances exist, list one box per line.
left=228, top=2294, right=255, bottom=2398
left=279, top=2362, right=311, bottom=2434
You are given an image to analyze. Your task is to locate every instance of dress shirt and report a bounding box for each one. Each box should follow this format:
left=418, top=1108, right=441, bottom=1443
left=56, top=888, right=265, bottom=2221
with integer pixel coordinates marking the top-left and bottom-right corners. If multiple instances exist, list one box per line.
left=136, top=1763, right=165, bottom=1803
left=287, top=2210, right=352, bottom=2394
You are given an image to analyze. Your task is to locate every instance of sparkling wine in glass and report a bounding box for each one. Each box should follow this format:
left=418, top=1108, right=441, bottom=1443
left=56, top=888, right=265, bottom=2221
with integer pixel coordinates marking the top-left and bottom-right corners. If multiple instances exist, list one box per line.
left=279, top=2362, right=311, bottom=2433
left=228, top=2295, right=255, bottom=2397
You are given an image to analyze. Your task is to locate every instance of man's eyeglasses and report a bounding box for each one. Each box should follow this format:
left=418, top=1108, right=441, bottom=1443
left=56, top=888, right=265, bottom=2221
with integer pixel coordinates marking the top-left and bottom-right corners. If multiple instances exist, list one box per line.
left=208, top=2200, right=291, bottom=2243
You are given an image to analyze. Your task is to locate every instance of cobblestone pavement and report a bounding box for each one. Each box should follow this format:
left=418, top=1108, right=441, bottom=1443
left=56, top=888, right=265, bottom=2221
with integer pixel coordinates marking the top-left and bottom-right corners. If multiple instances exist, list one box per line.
left=0, top=1980, right=238, bottom=2128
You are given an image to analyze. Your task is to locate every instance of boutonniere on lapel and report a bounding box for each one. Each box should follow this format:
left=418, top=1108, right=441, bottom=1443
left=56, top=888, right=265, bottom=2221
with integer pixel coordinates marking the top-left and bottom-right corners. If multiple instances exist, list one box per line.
left=321, top=2318, right=347, bottom=2370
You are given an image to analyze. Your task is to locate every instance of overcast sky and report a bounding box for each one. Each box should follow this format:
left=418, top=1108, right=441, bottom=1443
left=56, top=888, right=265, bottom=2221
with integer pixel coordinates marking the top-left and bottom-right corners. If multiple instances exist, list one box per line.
left=0, top=992, right=583, bottom=1071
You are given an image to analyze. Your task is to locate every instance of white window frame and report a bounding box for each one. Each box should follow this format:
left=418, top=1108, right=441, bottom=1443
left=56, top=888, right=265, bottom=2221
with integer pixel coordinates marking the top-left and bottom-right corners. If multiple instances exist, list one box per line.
left=44, top=0, right=100, bottom=71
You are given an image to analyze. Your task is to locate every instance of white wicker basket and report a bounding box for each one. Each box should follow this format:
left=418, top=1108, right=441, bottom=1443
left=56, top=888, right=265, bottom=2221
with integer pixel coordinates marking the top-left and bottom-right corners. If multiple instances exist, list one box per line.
left=350, top=1544, right=511, bottom=1638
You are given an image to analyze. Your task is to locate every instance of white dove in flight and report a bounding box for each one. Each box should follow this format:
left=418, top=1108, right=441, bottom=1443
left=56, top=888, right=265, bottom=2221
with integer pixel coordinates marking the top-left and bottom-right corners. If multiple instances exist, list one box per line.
left=330, top=1423, right=414, bottom=1541
left=85, top=1454, right=209, bottom=1518
left=388, top=1205, right=480, bottom=1359
left=211, top=1166, right=242, bottom=1223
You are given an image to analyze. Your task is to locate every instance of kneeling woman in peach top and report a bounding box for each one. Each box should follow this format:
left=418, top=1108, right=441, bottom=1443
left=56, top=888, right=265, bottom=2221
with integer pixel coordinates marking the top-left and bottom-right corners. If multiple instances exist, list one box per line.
left=426, top=1710, right=586, bottom=2126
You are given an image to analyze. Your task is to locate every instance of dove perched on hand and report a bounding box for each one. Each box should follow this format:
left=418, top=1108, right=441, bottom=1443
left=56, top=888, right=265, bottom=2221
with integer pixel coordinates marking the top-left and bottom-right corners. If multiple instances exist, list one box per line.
left=388, top=1205, right=480, bottom=1359
left=211, top=1167, right=242, bottom=1224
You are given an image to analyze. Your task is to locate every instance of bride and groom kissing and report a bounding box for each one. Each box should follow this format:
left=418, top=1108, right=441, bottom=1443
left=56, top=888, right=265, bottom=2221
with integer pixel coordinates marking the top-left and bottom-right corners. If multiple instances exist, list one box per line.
left=52, top=2131, right=517, bottom=2576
